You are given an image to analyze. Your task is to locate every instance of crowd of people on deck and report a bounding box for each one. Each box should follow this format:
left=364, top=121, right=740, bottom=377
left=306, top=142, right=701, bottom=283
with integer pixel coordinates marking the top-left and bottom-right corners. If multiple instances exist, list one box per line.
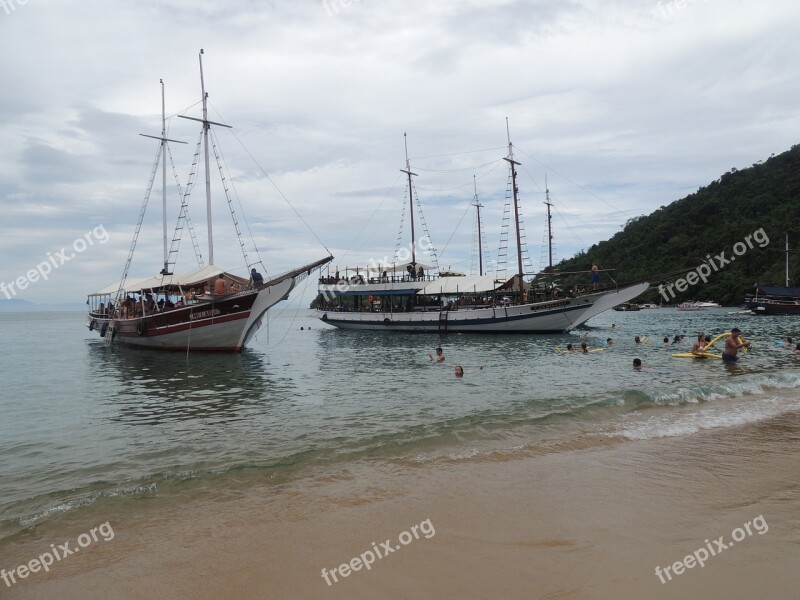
left=90, top=268, right=265, bottom=319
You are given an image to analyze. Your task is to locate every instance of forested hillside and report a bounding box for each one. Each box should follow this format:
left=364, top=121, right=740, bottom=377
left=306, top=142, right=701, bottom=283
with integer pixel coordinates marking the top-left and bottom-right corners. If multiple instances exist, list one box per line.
left=552, top=144, right=800, bottom=305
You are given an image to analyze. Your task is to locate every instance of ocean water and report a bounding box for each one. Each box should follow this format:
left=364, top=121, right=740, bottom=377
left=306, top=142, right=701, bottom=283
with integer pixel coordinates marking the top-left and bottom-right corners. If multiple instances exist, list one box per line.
left=1, top=307, right=800, bottom=546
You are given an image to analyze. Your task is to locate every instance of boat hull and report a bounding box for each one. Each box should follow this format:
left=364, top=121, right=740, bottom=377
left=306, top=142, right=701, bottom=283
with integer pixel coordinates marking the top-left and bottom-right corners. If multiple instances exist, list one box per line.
left=86, top=278, right=295, bottom=351
left=748, top=302, right=800, bottom=316
left=317, top=283, right=649, bottom=333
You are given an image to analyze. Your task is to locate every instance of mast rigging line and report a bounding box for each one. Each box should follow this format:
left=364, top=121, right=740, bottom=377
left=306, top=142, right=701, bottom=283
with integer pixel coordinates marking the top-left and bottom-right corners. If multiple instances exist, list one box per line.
left=409, top=146, right=507, bottom=161
left=413, top=158, right=504, bottom=174
left=208, top=127, right=266, bottom=276
left=200, top=102, right=333, bottom=257
left=437, top=200, right=475, bottom=266
left=513, top=146, right=636, bottom=222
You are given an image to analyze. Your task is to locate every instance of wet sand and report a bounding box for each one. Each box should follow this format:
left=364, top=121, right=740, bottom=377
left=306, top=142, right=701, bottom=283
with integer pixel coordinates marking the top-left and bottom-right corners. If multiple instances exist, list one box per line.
left=4, top=410, right=799, bottom=600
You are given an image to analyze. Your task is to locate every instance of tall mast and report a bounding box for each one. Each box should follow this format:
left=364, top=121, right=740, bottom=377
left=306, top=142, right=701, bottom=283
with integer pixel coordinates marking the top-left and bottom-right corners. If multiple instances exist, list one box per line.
left=786, top=233, right=790, bottom=288
left=139, top=80, right=186, bottom=276
left=544, top=175, right=553, bottom=271
left=502, top=118, right=524, bottom=291
left=473, top=175, right=484, bottom=276
left=200, top=49, right=213, bottom=265
left=177, top=49, right=232, bottom=267
left=400, top=133, right=418, bottom=266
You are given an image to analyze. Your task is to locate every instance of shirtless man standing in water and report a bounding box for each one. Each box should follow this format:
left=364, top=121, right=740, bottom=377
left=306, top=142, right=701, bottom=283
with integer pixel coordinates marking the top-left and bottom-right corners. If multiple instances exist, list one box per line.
left=723, top=328, right=751, bottom=363
left=429, top=347, right=446, bottom=362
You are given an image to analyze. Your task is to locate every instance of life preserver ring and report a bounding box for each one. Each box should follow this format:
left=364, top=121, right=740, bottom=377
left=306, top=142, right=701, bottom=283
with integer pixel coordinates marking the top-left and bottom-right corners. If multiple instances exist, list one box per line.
left=137, top=321, right=147, bottom=336
left=383, top=318, right=390, bottom=326
left=89, top=319, right=96, bottom=332
left=99, top=322, right=108, bottom=337
left=368, top=295, right=374, bottom=302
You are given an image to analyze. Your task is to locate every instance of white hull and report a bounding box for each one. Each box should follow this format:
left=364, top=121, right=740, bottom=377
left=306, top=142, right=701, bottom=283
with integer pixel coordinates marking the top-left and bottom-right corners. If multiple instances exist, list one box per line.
left=318, top=283, right=649, bottom=333
left=87, top=276, right=297, bottom=351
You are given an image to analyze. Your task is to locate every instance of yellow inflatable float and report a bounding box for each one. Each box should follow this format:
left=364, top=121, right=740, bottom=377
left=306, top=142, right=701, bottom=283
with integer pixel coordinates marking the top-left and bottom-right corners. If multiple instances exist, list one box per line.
left=671, top=332, right=750, bottom=359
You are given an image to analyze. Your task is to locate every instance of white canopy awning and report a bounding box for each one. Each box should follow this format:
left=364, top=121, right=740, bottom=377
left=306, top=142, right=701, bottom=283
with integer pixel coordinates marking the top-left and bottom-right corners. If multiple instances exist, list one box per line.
left=419, top=275, right=511, bottom=295
left=90, top=265, right=248, bottom=296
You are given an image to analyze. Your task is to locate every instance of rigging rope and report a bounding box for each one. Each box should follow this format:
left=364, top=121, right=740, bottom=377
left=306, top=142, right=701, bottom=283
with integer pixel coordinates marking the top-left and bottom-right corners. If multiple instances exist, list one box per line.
left=207, top=103, right=332, bottom=257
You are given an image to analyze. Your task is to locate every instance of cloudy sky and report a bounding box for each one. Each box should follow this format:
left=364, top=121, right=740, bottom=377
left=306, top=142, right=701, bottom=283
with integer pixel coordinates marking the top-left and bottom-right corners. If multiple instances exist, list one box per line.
left=1, top=0, right=799, bottom=305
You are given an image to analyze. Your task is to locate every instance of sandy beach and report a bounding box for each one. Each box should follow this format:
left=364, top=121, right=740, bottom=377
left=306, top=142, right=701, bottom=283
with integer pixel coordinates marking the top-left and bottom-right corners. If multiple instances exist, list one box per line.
left=3, top=406, right=798, bottom=600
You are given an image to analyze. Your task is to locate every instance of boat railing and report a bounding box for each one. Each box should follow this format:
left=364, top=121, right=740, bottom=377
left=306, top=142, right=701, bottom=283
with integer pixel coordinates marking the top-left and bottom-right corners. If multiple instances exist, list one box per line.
left=319, top=274, right=438, bottom=286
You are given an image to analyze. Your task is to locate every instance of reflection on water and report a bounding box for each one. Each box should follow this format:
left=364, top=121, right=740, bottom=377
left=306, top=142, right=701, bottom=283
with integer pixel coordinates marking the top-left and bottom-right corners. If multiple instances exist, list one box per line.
left=86, top=342, right=292, bottom=425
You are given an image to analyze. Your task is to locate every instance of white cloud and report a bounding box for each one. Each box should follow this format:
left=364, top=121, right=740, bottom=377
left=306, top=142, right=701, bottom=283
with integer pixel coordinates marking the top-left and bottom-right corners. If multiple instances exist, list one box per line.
left=1, top=0, right=799, bottom=302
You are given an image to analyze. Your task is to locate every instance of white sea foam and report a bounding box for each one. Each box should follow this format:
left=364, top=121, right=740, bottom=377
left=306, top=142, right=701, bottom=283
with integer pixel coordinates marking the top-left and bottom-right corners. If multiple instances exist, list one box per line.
left=613, top=395, right=800, bottom=441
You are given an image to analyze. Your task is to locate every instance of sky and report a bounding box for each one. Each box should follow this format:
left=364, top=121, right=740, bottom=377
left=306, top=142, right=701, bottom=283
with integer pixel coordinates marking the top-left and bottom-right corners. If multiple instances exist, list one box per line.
left=1, top=0, right=799, bottom=306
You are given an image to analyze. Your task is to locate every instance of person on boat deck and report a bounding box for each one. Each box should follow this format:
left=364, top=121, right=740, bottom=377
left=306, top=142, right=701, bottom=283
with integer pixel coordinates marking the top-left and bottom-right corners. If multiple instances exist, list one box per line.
left=691, top=332, right=707, bottom=356
left=407, top=264, right=415, bottom=280
left=381, top=270, right=389, bottom=283
left=590, top=263, right=600, bottom=288
left=214, top=274, right=227, bottom=295
left=250, top=268, right=264, bottom=287
left=145, top=294, right=156, bottom=314
left=722, top=327, right=750, bottom=363
left=429, top=347, right=445, bottom=362
left=417, top=265, right=425, bottom=280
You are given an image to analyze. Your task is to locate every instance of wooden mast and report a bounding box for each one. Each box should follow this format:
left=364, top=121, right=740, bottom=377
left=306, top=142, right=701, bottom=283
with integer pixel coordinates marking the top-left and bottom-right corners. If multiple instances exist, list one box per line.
left=503, top=119, right=524, bottom=295
left=400, top=133, right=418, bottom=267
left=139, top=79, right=186, bottom=276
left=177, top=49, right=232, bottom=267
left=544, top=175, right=553, bottom=271
left=473, top=175, right=484, bottom=276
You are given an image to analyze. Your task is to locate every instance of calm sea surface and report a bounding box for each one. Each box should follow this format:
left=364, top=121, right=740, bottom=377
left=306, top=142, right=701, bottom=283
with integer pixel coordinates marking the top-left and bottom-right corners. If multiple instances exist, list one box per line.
left=2, top=307, right=800, bottom=544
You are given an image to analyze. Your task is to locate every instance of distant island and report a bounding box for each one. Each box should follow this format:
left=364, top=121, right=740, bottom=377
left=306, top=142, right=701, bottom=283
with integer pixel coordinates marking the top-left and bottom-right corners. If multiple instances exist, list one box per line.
left=0, top=299, right=86, bottom=312
left=550, top=144, right=800, bottom=305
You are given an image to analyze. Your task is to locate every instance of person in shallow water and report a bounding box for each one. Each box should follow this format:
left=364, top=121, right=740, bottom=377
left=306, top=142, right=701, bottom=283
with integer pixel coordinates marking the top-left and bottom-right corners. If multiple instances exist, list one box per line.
left=723, top=328, right=751, bottom=363
left=454, top=364, right=464, bottom=377
left=633, top=358, right=643, bottom=369
left=429, top=347, right=445, bottom=362
left=691, top=332, right=707, bottom=356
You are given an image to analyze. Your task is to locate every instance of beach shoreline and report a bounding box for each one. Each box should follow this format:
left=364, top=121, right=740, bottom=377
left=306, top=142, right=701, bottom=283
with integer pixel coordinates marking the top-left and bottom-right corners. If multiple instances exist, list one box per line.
left=3, top=408, right=798, bottom=600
